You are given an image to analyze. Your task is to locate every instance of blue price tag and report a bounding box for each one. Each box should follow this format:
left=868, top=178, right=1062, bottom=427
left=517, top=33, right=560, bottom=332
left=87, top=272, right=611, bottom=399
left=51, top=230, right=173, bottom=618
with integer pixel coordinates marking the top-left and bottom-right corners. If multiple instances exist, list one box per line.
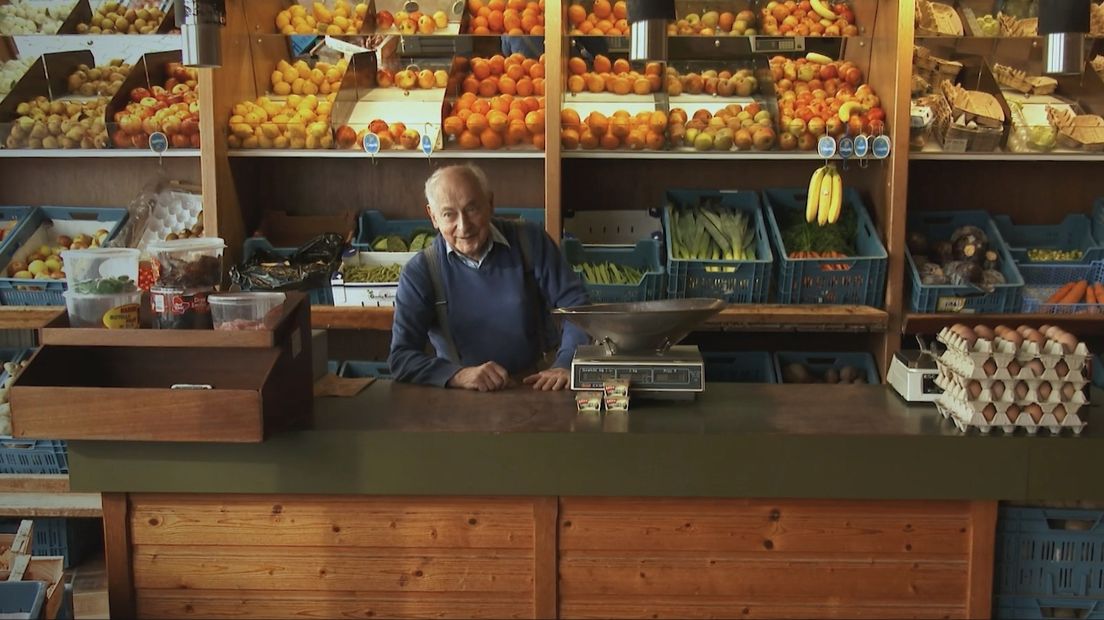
left=421, top=133, right=433, bottom=155
left=363, top=132, right=380, bottom=154
left=853, top=134, right=870, bottom=158
left=872, top=135, right=891, bottom=159
left=816, top=135, right=836, bottom=159
left=837, top=136, right=854, bottom=160
left=148, top=131, right=168, bottom=153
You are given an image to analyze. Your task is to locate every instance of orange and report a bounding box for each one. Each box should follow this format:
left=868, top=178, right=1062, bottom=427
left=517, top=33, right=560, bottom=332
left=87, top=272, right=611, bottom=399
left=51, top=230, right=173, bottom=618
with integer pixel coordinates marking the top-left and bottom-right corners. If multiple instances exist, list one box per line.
left=472, top=59, right=491, bottom=80
left=561, top=128, right=580, bottom=149
left=633, top=78, right=651, bottom=95
left=529, top=62, right=544, bottom=79
left=507, top=0, right=525, bottom=10
left=600, top=133, right=620, bottom=150
left=585, top=74, right=605, bottom=93
left=515, top=77, right=534, bottom=96
left=466, top=112, right=488, bottom=134
left=587, top=111, right=608, bottom=136
left=525, top=109, right=544, bottom=134
left=488, top=10, right=504, bottom=31
left=644, top=62, right=661, bottom=76
left=458, top=129, right=481, bottom=149
left=567, top=4, right=586, bottom=24
left=568, top=57, right=587, bottom=75
left=487, top=110, right=509, bottom=133
left=609, top=76, right=630, bottom=95
left=508, top=52, right=526, bottom=65
left=577, top=20, right=593, bottom=33
left=593, top=54, right=611, bottom=73
left=478, top=77, right=498, bottom=97
left=480, top=128, right=503, bottom=149
left=625, top=129, right=645, bottom=150
left=462, top=76, right=479, bottom=93
left=567, top=74, right=586, bottom=93
left=646, top=74, right=661, bottom=92
left=457, top=109, right=472, bottom=122
left=467, top=0, right=483, bottom=14
left=532, top=132, right=545, bottom=150
left=506, top=120, right=529, bottom=145
left=522, top=96, right=541, bottom=112
left=595, top=19, right=613, bottom=33
left=507, top=108, right=525, bottom=123
left=503, top=10, right=521, bottom=30
left=488, top=0, right=505, bottom=11
left=472, top=25, right=491, bottom=34
left=443, top=116, right=464, bottom=136
left=471, top=99, right=491, bottom=115
left=489, top=55, right=506, bottom=75
left=521, top=13, right=538, bottom=31
left=609, top=115, right=630, bottom=138
left=645, top=130, right=664, bottom=150
left=614, top=19, right=628, bottom=31
left=579, top=129, right=599, bottom=149
left=498, top=76, right=517, bottom=95
left=613, top=0, right=627, bottom=19
left=507, top=26, right=524, bottom=34
left=612, top=109, right=630, bottom=119
left=561, top=108, right=581, bottom=129
left=505, top=64, right=526, bottom=81
left=521, top=58, right=536, bottom=74
left=648, top=111, right=667, bottom=134
left=472, top=15, right=489, bottom=29
left=533, top=78, right=545, bottom=95
left=612, top=58, right=630, bottom=74
left=478, top=5, right=491, bottom=17
left=592, top=0, right=611, bottom=18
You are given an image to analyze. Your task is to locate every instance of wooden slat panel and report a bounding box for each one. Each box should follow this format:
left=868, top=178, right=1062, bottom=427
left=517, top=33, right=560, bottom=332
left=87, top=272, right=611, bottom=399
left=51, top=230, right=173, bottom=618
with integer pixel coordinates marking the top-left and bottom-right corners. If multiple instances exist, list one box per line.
left=103, top=493, right=135, bottom=620
left=533, top=497, right=557, bottom=619
left=130, top=498, right=535, bottom=549
left=135, top=589, right=531, bottom=619
left=966, top=501, right=998, bottom=620
left=559, top=554, right=967, bottom=602
left=561, top=498, right=972, bottom=516
left=132, top=545, right=533, bottom=593
left=0, top=474, right=69, bottom=493
left=561, top=597, right=964, bottom=619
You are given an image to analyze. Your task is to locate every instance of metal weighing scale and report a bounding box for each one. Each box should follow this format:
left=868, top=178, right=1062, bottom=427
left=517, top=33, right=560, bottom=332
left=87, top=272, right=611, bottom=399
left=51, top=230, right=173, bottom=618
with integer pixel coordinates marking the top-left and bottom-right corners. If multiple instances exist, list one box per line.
left=554, top=299, right=726, bottom=398
left=887, top=337, right=943, bottom=403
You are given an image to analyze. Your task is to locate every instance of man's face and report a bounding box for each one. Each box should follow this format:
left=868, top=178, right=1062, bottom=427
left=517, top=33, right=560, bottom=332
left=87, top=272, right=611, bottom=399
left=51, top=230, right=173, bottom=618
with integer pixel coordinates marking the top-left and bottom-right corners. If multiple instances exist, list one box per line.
left=427, top=174, right=493, bottom=259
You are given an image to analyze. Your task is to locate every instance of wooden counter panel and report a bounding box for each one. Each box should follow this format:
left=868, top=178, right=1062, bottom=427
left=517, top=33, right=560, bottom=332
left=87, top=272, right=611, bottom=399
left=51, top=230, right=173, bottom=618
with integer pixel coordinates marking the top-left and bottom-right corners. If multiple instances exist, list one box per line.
left=560, top=598, right=965, bottom=619
left=560, top=498, right=971, bottom=556
left=135, top=589, right=532, bottom=619
left=130, top=495, right=536, bottom=549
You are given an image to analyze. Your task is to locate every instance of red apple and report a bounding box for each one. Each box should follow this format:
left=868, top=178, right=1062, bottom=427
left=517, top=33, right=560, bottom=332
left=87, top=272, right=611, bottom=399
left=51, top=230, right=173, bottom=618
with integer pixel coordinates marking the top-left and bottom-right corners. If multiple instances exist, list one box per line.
left=130, top=87, right=150, bottom=103
left=189, top=134, right=201, bottom=148
left=368, top=118, right=389, bottom=134
left=797, top=132, right=816, bottom=151
left=844, top=67, right=862, bottom=87
left=376, top=10, right=394, bottom=28
left=389, top=122, right=407, bottom=143
left=399, top=128, right=421, bottom=150
left=171, top=133, right=190, bottom=148
left=398, top=18, right=416, bottom=35
left=376, top=69, right=394, bottom=87
left=417, top=14, right=435, bottom=34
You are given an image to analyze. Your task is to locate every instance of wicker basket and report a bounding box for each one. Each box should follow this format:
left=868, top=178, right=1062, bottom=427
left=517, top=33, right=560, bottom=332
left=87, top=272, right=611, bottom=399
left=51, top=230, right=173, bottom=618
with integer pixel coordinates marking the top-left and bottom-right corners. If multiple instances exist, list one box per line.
left=1048, top=106, right=1104, bottom=152
left=915, top=0, right=963, bottom=36
left=993, top=63, right=1058, bottom=96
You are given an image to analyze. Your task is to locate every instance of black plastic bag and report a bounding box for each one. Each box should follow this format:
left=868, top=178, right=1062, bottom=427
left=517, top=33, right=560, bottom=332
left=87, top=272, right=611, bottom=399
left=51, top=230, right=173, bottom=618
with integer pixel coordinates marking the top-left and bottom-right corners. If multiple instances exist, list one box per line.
left=230, top=233, right=344, bottom=293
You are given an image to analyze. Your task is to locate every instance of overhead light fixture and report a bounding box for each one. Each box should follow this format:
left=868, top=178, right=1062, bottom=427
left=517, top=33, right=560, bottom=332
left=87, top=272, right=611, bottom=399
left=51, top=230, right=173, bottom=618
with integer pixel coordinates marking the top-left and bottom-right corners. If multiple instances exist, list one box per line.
left=178, top=0, right=226, bottom=68
left=1039, top=0, right=1089, bottom=75
left=627, top=0, right=674, bottom=62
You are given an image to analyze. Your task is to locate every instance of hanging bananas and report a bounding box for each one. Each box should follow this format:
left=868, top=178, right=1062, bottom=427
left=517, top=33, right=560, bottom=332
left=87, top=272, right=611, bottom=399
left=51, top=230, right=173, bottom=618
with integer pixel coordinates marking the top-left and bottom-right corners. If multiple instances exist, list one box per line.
left=805, top=163, right=844, bottom=226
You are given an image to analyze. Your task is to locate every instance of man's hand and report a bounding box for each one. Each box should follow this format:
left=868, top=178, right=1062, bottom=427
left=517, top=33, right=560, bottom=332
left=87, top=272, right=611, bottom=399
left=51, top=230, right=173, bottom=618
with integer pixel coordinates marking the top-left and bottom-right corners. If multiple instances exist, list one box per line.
left=448, top=362, right=510, bottom=392
left=523, top=367, right=570, bottom=391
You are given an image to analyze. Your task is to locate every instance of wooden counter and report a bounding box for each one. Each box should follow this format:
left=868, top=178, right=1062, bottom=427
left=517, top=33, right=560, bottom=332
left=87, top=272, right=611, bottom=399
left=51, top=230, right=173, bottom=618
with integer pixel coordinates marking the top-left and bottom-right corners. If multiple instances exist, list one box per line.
left=67, top=383, right=1104, bottom=619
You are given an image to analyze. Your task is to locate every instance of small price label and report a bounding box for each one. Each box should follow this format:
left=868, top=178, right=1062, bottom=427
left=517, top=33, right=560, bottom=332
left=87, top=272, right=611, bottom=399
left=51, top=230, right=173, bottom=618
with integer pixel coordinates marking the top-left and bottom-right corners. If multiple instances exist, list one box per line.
left=148, top=131, right=168, bottom=153
left=421, top=133, right=434, bottom=155
left=853, top=134, right=869, bottom=158
left=363, top=132, right=380, bottom=154
left=838, top=136, right=854, bottom=159
left=872, top=135, right=892, bottom=159
left=816, top=135, right=836, bottom=159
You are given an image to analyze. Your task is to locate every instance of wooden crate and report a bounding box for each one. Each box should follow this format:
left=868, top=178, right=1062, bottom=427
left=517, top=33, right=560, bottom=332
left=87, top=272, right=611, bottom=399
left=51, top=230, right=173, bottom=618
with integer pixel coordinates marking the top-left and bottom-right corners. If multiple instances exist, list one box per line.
left=10, top=293, right=314, bottom=443
left=0, top=519, right=66, bottom=620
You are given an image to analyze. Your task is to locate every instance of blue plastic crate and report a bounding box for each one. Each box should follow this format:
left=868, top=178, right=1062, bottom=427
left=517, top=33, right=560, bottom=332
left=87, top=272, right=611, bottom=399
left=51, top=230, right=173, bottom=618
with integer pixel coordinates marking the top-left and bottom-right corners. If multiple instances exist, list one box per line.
left=0, top=439, right=68, bottom=474
left=0, top=518, right=100, bottom=569
left=0, top=207, right=34, bottom=251
left=773, top=351, right=880, bottom=384
left=0, top=206, right=129, bottom=306
left=0, top=581, right=46, bottom=620
left=1019, top=261, right=1104, bottom=314
left=703, top=351, right=776, bottom=383
left=562, top=239, right=664, bottom=303
left=995, top=596, right=1104, bottom=619
left=763, top=188, right=888, bottom=306
left=339, top=360, right=391, bottom=380
left=662, top=190, right=772, bottom=303
left=240, top=237, right=335, bottom=305
left=353, top=208, right=545, bottom=252
left=906, top=211, right=1025, bottom=313
left=995, top=214, right=1104, bottom=265
left=996, top=506, right=1104, bottom=601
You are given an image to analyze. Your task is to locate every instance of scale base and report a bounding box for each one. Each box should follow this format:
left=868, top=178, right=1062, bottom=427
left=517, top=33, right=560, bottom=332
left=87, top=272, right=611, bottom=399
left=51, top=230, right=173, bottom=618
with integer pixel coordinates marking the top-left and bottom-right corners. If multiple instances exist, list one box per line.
left=570, top=345, right=705, bottom=394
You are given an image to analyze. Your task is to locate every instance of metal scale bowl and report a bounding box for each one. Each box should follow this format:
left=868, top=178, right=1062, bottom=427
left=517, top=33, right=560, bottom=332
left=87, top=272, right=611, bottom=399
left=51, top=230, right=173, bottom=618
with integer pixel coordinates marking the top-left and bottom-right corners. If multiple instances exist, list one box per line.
left=553, top=299, right=725, bottom=395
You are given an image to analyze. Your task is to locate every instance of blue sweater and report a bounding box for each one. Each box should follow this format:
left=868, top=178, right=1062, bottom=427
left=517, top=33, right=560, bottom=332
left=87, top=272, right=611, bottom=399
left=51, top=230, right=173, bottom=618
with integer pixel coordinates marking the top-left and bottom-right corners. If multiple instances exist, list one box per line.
left=389, top=220, right=590, bottom=387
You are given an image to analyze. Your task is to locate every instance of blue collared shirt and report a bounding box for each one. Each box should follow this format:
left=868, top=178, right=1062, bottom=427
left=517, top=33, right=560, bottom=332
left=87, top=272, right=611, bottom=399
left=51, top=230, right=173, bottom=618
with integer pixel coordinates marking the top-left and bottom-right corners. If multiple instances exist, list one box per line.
left=444, top=223, right=510, bottom=269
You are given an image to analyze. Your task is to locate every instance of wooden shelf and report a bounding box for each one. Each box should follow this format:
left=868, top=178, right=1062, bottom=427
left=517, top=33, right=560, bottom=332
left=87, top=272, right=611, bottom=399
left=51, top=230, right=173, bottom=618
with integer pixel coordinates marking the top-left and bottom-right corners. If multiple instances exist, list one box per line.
left=0, top=149, right=199, bottom=158
left=0, top=474, right=69, bottom=494
left=0, top=491, right=102, bottom=517
left=904, top=313, right=1104, bottom=336
left=562, top=150, right=831, bottom=160
left=0, top=307, right=63, bottom=330
left=311, top=304, right=888, bottom=332
left=227, top=149, right=545, bottom=159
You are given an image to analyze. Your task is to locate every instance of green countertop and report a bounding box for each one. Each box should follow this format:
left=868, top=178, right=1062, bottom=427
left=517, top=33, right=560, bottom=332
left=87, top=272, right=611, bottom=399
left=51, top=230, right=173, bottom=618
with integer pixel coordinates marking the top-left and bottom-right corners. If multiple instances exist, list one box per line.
left=69, top=381, right=1104, bottom=500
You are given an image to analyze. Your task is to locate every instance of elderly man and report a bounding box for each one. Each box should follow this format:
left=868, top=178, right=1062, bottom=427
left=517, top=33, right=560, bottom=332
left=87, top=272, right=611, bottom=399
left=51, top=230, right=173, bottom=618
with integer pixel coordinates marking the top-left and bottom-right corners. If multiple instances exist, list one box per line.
left=388, top=164, right=590, bottom=392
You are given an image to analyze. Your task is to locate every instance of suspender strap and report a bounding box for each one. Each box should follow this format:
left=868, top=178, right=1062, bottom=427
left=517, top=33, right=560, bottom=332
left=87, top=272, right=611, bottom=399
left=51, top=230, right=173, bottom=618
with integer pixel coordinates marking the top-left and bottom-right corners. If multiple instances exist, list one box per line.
left=423, top=242, right=462, bottom=365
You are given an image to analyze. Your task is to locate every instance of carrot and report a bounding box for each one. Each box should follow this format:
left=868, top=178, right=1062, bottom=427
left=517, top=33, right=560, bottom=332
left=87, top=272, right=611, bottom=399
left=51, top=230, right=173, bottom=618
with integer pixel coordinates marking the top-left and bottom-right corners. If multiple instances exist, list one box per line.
left=1047, top=281, right=1077, bottom=303
left=1061, top=280, right=1089, bottom=304
left=1087, top=285, right=1097, bottom=304
left=1095, top=282, right=1104, bottom=303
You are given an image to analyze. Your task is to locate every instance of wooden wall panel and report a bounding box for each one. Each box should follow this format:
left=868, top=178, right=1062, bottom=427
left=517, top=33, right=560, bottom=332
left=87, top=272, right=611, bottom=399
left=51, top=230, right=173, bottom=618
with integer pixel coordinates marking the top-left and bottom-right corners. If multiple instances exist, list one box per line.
left=129, top=494, right=537, bottom=620
left=558, top=498, right=976, bottom=619
left=0, top=158, right=201, bottom=207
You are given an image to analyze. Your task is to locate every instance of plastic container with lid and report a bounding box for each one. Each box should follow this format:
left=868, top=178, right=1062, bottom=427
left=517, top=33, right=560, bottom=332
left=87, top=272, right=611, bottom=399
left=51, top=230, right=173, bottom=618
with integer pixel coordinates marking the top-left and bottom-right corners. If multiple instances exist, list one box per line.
left=64, top=290, right=141, bottom=328
left=147, top=238, right=225, bottom=290
left=208, top=292, right=287, bottom=331
left=60, top=248, right=139, bottom=293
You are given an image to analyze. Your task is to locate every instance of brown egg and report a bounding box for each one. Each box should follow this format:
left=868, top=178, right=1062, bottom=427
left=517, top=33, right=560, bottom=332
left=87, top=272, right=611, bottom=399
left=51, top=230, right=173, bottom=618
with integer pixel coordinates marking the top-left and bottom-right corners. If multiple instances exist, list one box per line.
left=983, top=359, right=998, bottom=377
left=995, top=324, right=1012, bottom=336
left=974, top=325, right=995, bottom=341
left=1014, top=382, right=1030, bottom=400
left=1008, top=360, right=1022, bottom=377
left=1058, top=333, right=1079, bottom=354
left=967, top=380, right=983, bottom=399
left=1017, top=325, right=1033, bottom=335
left=1061, top=382, right=1077, bottom=400
left=1054, top=404, right=1068, bottom=423
left=1039, top=324, right=1054, bottom=336
left=1055, top=360, right=1070, bottom=378
left=1025, top=330, right=1047, bottom=347
left=1026, top=360, right=1045, bottom=377
left=1002, top=331, right=1024, bottom=349
left=982, top=403, right=997, bottom=422
left=1038, top=382, right=1053, bottom=401
left=951, top=324, right=978, bottom=349
left=1026, top=404, right=1044, bottom=423
left=991, top=381, right=1006, bottom=400
left=1006, top=404, right=1021, bottom=421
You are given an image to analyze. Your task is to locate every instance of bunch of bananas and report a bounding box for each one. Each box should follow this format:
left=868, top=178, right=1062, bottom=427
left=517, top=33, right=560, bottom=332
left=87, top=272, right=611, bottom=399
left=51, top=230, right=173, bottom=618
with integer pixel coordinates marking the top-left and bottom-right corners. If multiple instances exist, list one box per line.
left=344, top=263, right=404, bottom=283
left=575, top=261, right=645, bottom=285
left=806, top=164, right=844, bottom=226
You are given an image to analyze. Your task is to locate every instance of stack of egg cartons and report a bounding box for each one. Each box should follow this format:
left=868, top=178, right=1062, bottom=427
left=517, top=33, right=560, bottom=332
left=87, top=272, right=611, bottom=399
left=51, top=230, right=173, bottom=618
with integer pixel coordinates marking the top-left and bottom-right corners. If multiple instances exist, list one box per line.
left=934, top=324, right=1091, bottom=435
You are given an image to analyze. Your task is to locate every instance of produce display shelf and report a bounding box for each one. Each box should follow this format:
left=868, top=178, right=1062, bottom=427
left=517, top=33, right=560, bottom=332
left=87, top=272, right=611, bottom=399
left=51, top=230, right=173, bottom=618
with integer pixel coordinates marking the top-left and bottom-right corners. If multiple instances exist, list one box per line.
left=0, top=492, right=102, bottom=518
left=0, top=474, right=70, bottom=494
left=562, top=150, right=829, bottom=160
left=903, top=313, right=1104, bottom=336
left=0, top=149, right=200, bottom=158
left=310, top=304, right=889, bottom=332
left=0, top=307, right=63, bottom=330
left=910, top=150, right=1104, bottom=162
left=227, top=149, right=546, bottom=159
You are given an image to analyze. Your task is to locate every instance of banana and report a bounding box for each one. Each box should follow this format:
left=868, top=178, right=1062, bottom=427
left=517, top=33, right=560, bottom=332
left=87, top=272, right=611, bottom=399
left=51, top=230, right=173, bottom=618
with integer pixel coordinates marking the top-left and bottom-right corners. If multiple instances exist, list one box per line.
left=827, top=167, right=843, bottom=224
left=817, top=165, right=834, bottom=226
left=810, top=0, right=837, bottom=20
left=805, top=52, right=834, bottom=64
left=806, top=166, right=826, bottom=223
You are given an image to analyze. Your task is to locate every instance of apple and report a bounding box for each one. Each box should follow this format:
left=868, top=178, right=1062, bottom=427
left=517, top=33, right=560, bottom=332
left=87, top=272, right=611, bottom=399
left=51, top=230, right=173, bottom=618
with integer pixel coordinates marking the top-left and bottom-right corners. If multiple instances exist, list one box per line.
left=825, top=117, right=844, bottom=137
left=844, top=67, right=863, bottom=87
left=376, top=10, right=394, bottom=28
left=398, top=18, right=416, bottom=35
left=376, top=131, right=394, bottom=149
left=389, top=121, right=407, bottom=143
left=417, top=69, right=436, bottom=89
left=417, top=14, right=435, bottom=34
left=394, top=69, right=417, bottom=90
left=432, top=10, right=448, bottom=28
left=399, top=128, right=421, bottom=150
left=368, top=118, right=389, bottom=134
left=377, top=69, right=394, bottom=87
left=335, top=125, right=358, bottom=148
left=139, top=96, right=159, bottom=108
left=180, top=117, right=199, bottom=136
left=171, top=83, right=190, bottom=95
left=797, top=132, right=816, bottom=151
left=434, top=69, right=449, bottom=88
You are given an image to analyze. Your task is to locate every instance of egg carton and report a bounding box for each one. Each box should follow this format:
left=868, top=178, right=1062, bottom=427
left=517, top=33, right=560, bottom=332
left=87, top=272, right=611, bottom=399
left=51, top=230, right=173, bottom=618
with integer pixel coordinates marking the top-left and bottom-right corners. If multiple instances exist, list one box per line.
left=937, top=349, right=1089, bottom=383
left=940, top=381, right=1087, bottom=420
left=936, top=361, right=1091, bottom=398
left=936, top=394, right=1017, bottom=435
left=937, top=386, right=1087, bottom=435
left=935, top=326, right=1092, bottom=372
left=1014, top=339, right=1092, bottom=372
left=936, top=327, right=1018, bottom=359
left=134, top=189, right=203, bottom=254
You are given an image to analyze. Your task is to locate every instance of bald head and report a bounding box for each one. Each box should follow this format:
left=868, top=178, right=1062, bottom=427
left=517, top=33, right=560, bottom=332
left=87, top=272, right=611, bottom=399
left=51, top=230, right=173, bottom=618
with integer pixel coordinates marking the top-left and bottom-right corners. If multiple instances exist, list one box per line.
left=423, top=164, right=495, bottom=261
left=425, top=164, right=492, bottom=211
